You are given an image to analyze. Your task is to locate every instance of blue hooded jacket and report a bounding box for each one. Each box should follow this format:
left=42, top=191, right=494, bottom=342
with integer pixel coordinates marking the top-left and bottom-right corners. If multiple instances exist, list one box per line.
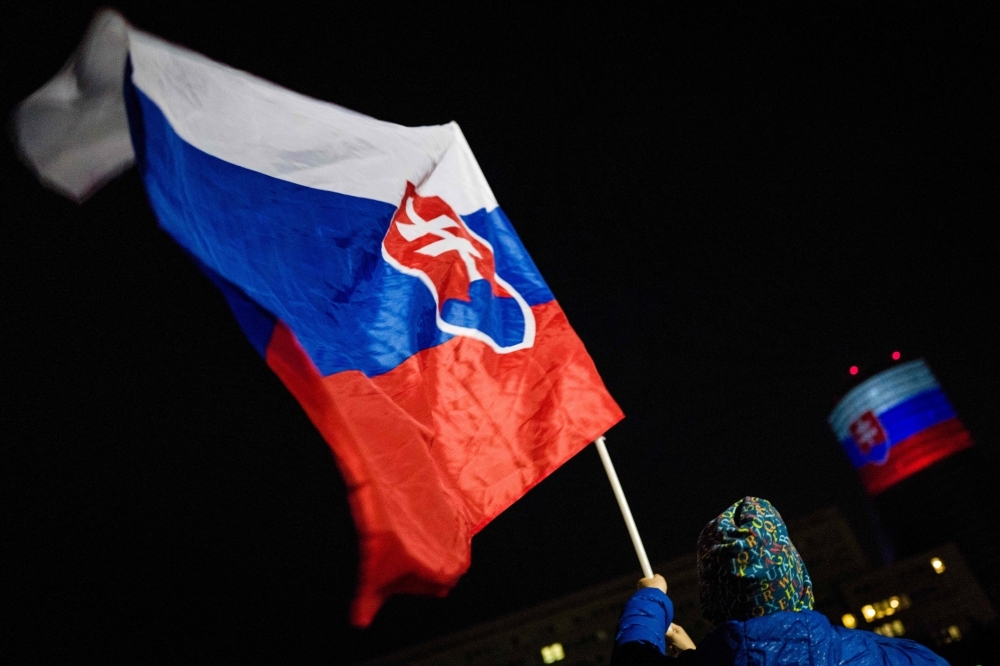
left=697, top=608, right=946, bottom=665
left=612, top=498, right=946, bottom=665
left=614, top=596, right=947, bottom=665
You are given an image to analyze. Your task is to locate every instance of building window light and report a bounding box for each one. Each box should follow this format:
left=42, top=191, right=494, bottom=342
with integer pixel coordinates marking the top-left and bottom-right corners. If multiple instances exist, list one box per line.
left=933, top=625, right=963, bottom=645
left=541, top=643, right=565, bottom=664
left=874, top=620, right=905, bottom=637
left=930, top=557, right=946, bottom=574
left=841, top=614, right=857, bottom=629
left=861, top=595, right=911, bottom=622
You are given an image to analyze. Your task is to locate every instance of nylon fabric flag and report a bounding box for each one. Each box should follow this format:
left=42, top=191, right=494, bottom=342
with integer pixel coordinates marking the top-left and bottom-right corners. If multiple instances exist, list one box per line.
left=828, top=359, right=973, bottom=495
left=13, top=10, right=624, bottom=626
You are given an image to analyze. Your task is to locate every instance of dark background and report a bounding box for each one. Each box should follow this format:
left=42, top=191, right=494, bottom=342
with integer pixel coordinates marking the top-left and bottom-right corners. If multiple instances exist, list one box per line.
left=3, top=3, right=998, bottom=662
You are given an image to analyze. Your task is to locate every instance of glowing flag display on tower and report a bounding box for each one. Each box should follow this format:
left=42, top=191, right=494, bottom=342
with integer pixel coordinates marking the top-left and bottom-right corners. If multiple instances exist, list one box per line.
left=828, top=359, right=973, bottom=494
left=13, top=11, right=624, bottom=626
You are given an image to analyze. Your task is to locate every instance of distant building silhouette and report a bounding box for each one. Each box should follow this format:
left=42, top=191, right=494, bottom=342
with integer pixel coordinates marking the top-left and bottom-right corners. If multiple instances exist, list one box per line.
left=840, top=543, right=995, bottom=664
left=873, top=448, right=1000, bottom=605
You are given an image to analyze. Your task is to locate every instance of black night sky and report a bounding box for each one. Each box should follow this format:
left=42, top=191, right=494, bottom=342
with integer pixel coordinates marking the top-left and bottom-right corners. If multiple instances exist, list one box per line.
left=3, top=4, right=998, bottom=662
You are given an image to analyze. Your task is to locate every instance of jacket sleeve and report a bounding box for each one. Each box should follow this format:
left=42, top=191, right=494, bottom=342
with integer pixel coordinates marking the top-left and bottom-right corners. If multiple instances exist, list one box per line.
left=833, top=626, right=949, bottom=665
left=612, top=588, right=674, bottom=659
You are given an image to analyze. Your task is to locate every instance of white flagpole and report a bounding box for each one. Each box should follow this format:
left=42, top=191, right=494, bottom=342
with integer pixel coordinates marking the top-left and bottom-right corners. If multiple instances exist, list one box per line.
left=594, top=436, right=654, bottom=579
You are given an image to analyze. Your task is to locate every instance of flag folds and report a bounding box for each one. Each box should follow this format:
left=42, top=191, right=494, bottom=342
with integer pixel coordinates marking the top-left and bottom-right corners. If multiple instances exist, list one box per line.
left=14, top=11, right=623, bottom=625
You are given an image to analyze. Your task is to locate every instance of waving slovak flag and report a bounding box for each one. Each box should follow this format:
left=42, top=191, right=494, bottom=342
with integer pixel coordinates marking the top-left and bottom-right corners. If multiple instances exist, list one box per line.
left=13, top=11, right=623, bottom=625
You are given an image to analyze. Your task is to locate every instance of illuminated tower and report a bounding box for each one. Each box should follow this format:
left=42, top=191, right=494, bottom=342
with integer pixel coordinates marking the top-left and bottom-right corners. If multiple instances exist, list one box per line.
left=828, top=358, right=973, bottom=495
left=829, top=356, right=998, bottom=606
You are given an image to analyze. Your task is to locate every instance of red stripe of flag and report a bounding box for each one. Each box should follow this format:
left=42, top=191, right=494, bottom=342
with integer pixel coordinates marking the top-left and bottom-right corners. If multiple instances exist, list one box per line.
left=859, top=417, right=973, bottom=495
left=265, top=300, right=623, bottom=625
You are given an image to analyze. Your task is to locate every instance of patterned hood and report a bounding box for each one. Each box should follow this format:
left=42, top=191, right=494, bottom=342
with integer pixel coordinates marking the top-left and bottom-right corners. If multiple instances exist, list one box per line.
left=697, top=497, right=814, bottom=626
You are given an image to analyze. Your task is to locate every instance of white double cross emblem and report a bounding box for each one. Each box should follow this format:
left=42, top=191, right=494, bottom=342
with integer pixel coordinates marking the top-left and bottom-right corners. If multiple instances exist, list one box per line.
left=853, top=417, right=882, bottom=448
left=395, top=198, right=485, bottom=282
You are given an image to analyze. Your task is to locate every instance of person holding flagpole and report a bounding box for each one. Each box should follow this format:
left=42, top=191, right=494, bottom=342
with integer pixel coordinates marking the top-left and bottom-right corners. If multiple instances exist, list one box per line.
left=611, top=497, right=947, bottom=665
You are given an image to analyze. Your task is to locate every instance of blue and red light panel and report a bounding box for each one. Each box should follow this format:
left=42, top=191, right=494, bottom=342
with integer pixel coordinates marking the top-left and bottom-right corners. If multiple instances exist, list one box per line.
left=829, top=357, right=973, bottom=494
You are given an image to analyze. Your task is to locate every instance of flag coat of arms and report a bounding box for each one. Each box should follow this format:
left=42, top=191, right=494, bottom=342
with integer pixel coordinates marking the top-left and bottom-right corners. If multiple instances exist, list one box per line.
left=14, top=11, right=624, bottom=625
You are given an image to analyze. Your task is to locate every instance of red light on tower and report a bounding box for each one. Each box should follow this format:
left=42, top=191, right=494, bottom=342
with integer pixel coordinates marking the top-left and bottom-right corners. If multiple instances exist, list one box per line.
left=850, top=366, right=859, bottom=376
left=892, top=351, right=901, bottom=361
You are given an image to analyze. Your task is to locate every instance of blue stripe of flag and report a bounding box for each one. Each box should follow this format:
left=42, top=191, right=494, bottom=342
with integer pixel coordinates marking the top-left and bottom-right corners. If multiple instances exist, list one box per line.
left=840, top=387, right=956, bottom=468
left=878, top=387, right=956, bottom=445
